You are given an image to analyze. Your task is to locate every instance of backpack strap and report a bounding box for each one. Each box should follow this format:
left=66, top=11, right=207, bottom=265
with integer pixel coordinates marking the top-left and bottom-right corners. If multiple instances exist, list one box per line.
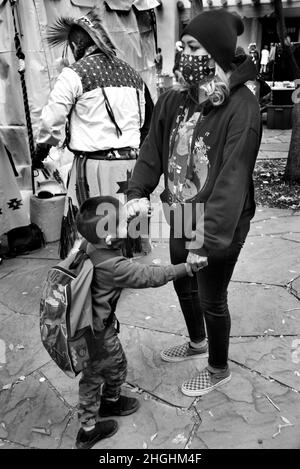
left=78, top=239, right=88, bottom=253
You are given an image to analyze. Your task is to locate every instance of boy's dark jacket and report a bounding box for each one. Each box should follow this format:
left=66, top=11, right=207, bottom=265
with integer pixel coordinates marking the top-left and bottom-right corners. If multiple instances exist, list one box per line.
left=86, top=244, right=187, bottom=331
left=127, top=56, right=262, bottom=256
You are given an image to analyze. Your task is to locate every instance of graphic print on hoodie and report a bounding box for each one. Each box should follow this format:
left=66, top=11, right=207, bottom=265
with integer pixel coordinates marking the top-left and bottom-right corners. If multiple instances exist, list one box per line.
left=127, top=55, right=262, bottom=255
left=168, top=110, right=210, bottom=203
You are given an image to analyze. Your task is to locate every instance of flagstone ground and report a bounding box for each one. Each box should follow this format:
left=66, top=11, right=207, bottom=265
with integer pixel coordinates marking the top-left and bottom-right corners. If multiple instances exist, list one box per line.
left=0, top=127, right=299, bottom=450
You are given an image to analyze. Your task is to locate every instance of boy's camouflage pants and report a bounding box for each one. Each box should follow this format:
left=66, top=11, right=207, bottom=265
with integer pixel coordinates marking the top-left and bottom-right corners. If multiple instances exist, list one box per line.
left=78, top=322, right=127, bottom=427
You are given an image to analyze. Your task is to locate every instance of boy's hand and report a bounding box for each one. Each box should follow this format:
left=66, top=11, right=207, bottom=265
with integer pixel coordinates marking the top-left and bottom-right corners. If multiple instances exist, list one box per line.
left=187, top=252, right=208, bottom=272
left=185, top=263, right=194, bottom=277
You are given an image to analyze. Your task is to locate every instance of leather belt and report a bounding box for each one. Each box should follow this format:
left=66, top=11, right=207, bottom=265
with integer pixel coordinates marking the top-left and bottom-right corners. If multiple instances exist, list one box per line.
left=73, top=147, right=139, bottom=160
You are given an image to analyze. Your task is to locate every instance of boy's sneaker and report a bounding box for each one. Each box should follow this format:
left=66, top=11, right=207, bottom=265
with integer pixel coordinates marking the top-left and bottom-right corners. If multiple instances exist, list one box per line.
left=75, top=420, right=118, bottom=449
left=160, top=341, right=208, bottom=362
left=181, top=367, right=231, bottom=397
left=99, top=395, right=140, bottom=418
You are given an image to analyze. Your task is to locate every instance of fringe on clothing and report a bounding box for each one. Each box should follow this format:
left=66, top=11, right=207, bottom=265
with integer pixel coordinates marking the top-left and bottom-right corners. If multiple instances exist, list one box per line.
left=59, top=197, right=79, bottom=259
left=123, top=235, right=142, bottom=258
left=59, top=156, right=89, bottom=259
left=59, top=154, right=150, bottom=259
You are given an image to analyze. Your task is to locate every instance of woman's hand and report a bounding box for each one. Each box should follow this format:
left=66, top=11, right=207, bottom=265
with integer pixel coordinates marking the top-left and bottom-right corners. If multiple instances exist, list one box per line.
left=187, top=252, right=208, bottom=272
left=125, top=198, right=151, bottom=220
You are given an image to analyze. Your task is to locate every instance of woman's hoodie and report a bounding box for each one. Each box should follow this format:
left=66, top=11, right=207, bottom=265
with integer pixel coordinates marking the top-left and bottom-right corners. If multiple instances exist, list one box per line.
left=127, top=56, right=262, bottom=256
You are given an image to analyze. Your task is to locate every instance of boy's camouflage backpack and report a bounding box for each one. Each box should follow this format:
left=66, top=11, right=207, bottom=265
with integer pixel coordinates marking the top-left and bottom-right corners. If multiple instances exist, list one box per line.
left=39, top=242, right=99, bottom=378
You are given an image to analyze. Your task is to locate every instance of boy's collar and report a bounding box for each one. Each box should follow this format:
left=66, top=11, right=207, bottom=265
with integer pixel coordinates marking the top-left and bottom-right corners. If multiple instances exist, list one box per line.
left=87, top=241, right=123, bottom=253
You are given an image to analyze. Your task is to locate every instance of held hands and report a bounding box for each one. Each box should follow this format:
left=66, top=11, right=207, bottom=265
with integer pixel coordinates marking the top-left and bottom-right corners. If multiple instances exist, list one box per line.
left=184, top=263, right=194, bottom=277
left=186, top=252, right=208, bottom=272
left=125, top=198, right=152, bottom=220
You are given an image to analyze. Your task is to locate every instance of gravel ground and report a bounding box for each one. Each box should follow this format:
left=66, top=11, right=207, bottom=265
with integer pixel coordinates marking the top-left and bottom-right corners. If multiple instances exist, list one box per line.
left=254, top=158, right=300, bottom=210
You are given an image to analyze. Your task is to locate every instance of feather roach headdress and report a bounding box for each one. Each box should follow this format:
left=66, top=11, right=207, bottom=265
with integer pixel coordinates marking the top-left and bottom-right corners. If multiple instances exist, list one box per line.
left=46, top=6, right=116, bottom=58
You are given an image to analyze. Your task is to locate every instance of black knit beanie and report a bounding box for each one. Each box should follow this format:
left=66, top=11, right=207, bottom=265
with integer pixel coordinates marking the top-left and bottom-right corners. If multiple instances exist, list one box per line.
left=181, top=9, right=244, bottom=72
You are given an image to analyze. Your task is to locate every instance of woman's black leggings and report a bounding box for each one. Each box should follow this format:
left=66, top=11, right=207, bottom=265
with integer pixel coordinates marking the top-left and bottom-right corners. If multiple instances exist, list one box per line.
left=169, top=235, right=244, bottom=369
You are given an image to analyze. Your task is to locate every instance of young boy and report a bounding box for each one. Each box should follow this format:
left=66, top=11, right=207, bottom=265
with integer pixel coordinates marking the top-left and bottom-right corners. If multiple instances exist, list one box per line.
left=75, top=195, right=192, bottom=449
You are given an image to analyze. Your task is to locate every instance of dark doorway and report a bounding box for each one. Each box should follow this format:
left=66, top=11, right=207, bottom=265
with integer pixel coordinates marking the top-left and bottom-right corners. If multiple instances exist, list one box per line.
left=260, top=17, right=299, bottom=46
left=259, top=16, right=300, bottom=80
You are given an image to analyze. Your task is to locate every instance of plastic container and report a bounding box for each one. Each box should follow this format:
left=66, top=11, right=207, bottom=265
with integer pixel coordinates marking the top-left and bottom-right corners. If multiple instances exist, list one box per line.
left=30, top=194, right=66, bottom=243
left=266, top=105, right=293, bottom=129
left=272, top=89, right=294, bottom=105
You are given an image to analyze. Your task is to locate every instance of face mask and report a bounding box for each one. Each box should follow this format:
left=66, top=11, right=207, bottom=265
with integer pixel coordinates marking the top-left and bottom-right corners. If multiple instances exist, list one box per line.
left=179, top=53, right=216, bottom=86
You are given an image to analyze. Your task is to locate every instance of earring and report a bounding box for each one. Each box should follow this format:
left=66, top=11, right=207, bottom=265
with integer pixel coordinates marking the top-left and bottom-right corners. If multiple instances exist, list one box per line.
left=105, top=234, right=112, bottom=245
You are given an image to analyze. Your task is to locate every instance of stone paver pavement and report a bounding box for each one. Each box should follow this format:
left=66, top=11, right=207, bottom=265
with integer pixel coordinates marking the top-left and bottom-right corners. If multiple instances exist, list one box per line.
left=0, top=126, right=299, bottom=450
left=258, top=127, right=291, bottom=160
left=0, top=206, right=299, bottom=450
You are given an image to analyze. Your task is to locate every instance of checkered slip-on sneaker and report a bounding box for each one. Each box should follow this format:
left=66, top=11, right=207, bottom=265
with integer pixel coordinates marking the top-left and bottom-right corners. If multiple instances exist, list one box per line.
left=160, top=341, right=208, bottom=362
left=181, top=367, right=231, bottom=396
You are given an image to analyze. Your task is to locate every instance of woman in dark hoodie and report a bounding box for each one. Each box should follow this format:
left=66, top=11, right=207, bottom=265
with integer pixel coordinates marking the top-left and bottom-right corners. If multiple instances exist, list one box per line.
left=126, top=9, right=262, bottom=396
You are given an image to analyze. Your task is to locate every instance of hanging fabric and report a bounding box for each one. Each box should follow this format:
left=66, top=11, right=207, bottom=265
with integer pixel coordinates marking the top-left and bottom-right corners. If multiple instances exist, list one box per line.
left=9, top=0, right=35, bottom=193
